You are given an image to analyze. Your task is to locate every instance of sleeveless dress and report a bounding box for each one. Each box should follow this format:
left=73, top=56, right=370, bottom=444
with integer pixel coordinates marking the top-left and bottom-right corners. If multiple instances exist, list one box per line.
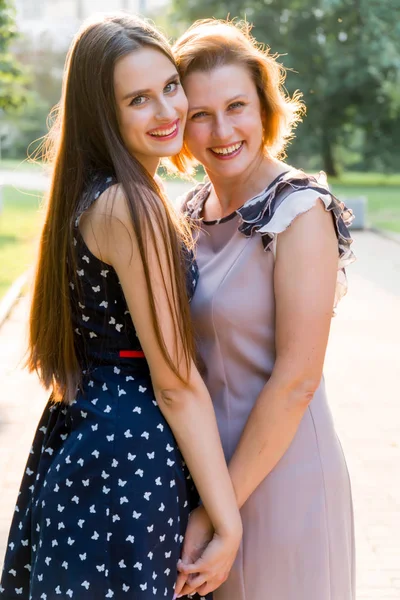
left=183, top=170, right=356, bottom=600
left=0, top=174, right=210, bottom=600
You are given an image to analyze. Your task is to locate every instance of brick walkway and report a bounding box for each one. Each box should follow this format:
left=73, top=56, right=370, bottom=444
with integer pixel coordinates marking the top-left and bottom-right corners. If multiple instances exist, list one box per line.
left=0, top=231, right=399, bottom=598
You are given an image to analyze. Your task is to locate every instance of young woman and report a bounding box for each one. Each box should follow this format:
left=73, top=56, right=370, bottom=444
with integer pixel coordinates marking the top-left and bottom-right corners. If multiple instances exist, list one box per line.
left=0, top=14, right=241, bottom=600
left=172, top=19, right=356, bottom=600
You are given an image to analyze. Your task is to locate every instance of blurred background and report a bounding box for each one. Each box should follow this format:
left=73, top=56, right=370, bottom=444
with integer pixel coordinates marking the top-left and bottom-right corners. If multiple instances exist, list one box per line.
left=0, top=1, right=399, bottom=596
left=2, top=0, right=399, bottom=175
left=0, top=0, right=399, bottom=299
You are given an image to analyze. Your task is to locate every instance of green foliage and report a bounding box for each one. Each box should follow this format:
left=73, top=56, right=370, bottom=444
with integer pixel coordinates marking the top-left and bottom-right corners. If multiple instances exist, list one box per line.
left=169, top=0, right=400, bottom=174
left=1, top=91, right=50, bottom=159
left=0, top=0, right=27, bottom=110
left=1, top=30, right=66, bottom=160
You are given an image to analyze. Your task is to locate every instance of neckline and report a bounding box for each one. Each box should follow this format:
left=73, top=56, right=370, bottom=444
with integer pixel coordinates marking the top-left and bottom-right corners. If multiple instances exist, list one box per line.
left=202, top=170, right=291, bottom=226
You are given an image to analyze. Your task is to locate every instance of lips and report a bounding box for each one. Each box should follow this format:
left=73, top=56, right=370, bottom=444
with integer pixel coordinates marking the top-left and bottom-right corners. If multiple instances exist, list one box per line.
left=147, top=119, right=179, bottom=140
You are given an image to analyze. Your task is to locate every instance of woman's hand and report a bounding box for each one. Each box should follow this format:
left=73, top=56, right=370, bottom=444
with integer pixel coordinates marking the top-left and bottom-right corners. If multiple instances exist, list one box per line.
left=174, top=505, right=241, bottom=598
left=174, top=505, right=213, bottom=597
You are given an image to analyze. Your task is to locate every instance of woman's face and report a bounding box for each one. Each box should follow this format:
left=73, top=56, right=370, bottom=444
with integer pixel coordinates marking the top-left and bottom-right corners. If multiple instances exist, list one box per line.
left=114, top=46, right=188, bottom=175
left=183, top=63, right=265, bottom=181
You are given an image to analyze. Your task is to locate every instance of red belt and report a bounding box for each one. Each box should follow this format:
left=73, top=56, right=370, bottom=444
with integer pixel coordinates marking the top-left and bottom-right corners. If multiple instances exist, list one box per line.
left=119, top=350, right=145, bottom=358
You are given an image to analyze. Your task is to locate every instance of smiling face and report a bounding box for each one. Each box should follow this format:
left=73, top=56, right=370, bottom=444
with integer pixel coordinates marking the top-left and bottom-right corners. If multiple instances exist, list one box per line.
left=114, top=46, right=188, bottom=175
left=183, top=63, right=265, bottom=182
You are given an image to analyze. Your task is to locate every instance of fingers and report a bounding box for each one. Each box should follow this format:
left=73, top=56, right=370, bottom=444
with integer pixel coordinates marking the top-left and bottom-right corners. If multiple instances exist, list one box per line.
left=176, top=533, right=237, bottom=596
left=176, top=571, right=228, bottom=598
left=196, top=574, right=227, bottom=596
left=175, top=572, right=208, bottom=598
left=174, top=571, right=188, bottom=598
left=177, top=558, right=206, bottom=575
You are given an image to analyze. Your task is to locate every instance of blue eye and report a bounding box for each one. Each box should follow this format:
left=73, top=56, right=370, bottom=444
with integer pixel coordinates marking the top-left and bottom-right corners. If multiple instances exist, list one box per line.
left=164, top=81, right=179, bottom=94
left=191, top=111, right=208, bottom=119
left=229, top=101, right=245, bottom=110
left=130, top=95, right=147, bottom=106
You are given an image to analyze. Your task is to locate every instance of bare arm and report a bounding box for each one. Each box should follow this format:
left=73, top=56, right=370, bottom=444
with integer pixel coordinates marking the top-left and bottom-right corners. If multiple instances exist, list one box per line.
left=87, top=185, right=241, bottom=537
left=228, top=199, right=339, bottom=508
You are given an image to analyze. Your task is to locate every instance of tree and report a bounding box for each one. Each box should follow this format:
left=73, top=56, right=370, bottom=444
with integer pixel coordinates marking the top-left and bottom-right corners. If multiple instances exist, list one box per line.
left=0, top=0, right=26, bottom=111
left=0, top=28, right=67, bottom=160
left=170, top=0, right=400, bottom=175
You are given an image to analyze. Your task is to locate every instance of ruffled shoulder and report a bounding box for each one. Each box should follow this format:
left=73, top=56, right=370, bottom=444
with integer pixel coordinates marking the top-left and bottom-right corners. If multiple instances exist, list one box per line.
left=182, top=171, right=355, bottom=309
left=237, top=169, right=355, bottom=308
left=179, top=180, right=211, bottom=219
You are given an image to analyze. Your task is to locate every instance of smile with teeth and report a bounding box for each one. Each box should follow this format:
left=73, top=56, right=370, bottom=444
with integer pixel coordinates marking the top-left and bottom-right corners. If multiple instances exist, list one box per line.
left=149, top=122, right=178, bottom=137
left=210, top=141, right=243, bottom=155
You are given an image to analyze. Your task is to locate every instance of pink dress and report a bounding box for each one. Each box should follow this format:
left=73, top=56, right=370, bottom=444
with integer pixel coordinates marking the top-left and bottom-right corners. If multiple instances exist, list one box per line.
left=183, top=170, right=356, bottom=600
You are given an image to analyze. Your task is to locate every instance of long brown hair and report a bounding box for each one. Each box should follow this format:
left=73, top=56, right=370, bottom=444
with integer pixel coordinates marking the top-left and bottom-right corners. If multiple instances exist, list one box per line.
left=172, top=19, right=305, bottom=174
left=28, top=13, right=195, bottom=404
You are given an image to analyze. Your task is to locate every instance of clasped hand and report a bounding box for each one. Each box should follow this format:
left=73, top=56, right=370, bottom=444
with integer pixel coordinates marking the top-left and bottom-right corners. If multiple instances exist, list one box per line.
left=174, top=505, right=241, bottom=598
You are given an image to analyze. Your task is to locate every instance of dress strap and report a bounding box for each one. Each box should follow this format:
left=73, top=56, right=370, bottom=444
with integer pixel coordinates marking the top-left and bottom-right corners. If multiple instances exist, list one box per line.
left=74, top=173, right=116, bottom=229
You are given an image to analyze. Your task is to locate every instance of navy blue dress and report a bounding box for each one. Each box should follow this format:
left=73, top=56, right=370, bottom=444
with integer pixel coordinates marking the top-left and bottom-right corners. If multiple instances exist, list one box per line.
left=0, top=175, right=210, bottom=600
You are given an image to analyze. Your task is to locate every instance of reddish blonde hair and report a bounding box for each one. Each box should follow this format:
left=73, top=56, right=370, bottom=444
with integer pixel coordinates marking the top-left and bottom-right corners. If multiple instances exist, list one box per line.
left=172, top=19, right=305, bottom=174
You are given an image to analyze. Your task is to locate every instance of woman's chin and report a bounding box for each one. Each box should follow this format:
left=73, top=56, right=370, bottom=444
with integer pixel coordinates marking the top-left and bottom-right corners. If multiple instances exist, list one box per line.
left=156, top=138, right=184, bottom=158
left=207, top=161, right=248, bottom=180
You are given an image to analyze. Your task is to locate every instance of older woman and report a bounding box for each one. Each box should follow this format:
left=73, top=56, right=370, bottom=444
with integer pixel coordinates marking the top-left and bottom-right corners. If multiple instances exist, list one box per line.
left=172, top=19, right=356, bottom=600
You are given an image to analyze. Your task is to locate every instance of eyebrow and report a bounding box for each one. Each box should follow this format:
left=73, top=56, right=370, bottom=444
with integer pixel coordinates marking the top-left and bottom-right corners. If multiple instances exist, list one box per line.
left=189, top=94, right=248, bottom=112
left=121, top=73, right=179, bottom=101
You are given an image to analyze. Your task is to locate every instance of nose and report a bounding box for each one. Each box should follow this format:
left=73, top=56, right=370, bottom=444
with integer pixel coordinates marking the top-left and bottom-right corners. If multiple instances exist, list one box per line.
left=156, top=96, right=175, bottom=122
left=213, top=114, right=233, bottom=141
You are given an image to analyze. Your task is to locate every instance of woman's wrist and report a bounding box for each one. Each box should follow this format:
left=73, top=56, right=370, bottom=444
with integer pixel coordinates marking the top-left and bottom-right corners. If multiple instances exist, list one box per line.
left=214, top=515, right=243, bottom=542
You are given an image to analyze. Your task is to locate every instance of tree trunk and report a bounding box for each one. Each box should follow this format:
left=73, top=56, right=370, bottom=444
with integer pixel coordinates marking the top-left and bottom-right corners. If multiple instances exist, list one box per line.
left=321, top=129, right=338, bottom=177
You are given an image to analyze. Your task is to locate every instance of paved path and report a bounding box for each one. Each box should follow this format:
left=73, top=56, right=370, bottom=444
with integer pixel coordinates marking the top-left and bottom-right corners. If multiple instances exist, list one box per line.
left=0, top=229, right=399, bottom=598
left=0, top=169, right=49, bottom=192
left=0, top=168, right=193, bottom=201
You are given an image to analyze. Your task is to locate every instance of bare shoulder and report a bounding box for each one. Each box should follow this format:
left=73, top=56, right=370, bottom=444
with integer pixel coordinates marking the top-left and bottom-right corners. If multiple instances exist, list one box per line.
left=79, top=183, right=134, bottom=265
left=277, top=197, right=337, bottom=253
left=87, top=183, right=128, bottom=222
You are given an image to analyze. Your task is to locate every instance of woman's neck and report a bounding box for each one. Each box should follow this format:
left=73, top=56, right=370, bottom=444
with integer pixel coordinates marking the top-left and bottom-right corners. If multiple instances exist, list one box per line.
left=132, top=154, right=160, bottom=179
left=204, top=156, right=291, bottom=220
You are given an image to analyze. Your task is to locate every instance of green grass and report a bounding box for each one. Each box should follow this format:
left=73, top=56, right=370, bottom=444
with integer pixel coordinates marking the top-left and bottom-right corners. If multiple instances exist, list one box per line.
left=330, top=174, right=400, bottom=233
left=0, top=158, right=45, bottom=172
left=332, top=185, right=400, bottom=232
left=0, top=186, right=44, bottom=299
left=330, top=172, right=400, bottom=186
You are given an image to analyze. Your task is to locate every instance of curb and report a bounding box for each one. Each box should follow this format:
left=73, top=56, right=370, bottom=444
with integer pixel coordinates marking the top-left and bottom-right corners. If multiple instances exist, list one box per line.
left=369, top=227, right=400, bottom=246
left=0, top=271, right=29, bottom=330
